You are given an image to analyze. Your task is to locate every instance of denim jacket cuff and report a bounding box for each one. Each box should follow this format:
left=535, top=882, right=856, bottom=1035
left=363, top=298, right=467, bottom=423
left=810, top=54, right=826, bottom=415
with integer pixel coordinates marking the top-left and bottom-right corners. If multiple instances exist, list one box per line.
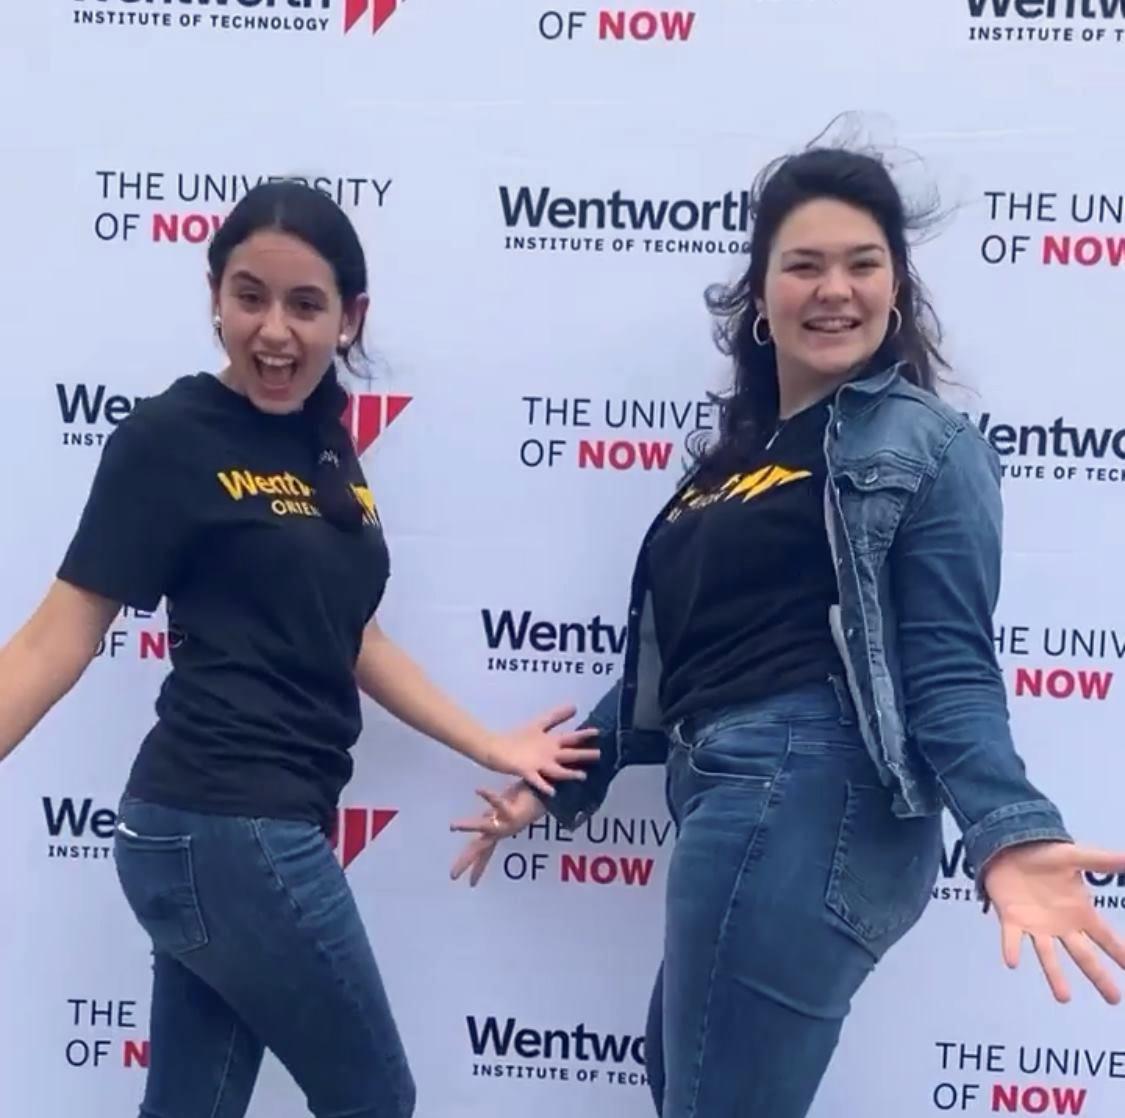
left=532, top=780, right=603, bottom=831
left=962, top=800, right=1072, bottom=898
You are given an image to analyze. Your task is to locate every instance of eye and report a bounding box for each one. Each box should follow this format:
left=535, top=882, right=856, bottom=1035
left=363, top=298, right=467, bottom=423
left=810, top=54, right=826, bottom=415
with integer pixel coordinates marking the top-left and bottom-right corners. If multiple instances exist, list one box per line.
left=236, top=290, right=261, bottom=307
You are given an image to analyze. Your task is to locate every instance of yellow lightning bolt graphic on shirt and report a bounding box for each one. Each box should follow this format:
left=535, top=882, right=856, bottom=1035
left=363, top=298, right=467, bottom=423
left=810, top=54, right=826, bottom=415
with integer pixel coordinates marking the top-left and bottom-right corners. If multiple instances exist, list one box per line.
left=666, top=463, right=813, bottom=522
left=350, top=485, right=379, bottom=526
left=727, top=464, right=811, bottom=499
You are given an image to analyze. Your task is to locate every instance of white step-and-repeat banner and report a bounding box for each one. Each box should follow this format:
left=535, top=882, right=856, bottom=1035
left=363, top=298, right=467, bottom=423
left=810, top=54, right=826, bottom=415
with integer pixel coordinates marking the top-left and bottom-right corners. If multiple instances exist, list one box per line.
left=3, top=1, right=1125, bottom=1115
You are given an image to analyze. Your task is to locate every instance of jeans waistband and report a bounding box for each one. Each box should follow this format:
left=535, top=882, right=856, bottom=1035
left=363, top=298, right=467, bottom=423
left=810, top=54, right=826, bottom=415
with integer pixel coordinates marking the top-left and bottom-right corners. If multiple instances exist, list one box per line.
left=669, top=676, right=857, bottom=743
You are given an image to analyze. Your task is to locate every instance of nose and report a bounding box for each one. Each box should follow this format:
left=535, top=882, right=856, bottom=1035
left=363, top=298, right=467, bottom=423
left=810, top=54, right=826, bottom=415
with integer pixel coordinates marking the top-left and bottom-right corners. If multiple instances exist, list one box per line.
left=815, top=264, right=852, bottom=301
left=258, top=301, right=290, bottom=344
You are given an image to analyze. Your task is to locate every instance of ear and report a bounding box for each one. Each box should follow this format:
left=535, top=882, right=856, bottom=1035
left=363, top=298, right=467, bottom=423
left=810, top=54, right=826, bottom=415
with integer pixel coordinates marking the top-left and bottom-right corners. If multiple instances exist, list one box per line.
left=754, top=295, right=767, bottom=318
left=207, top=272, right=220, bottom=318
left=341, top=293, right=370, bottom=344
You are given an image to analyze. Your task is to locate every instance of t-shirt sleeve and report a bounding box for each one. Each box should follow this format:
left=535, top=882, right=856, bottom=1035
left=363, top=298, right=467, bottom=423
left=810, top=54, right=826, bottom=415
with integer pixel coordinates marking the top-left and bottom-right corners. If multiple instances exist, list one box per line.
left=57, top=415, right=190, bottom=611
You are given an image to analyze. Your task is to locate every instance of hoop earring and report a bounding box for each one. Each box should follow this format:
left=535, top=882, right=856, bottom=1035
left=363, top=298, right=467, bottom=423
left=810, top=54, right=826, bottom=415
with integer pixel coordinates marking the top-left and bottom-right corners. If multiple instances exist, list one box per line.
left=752, top=313, right=771, bottom=346
left=888, top=305, right=902, bottom=337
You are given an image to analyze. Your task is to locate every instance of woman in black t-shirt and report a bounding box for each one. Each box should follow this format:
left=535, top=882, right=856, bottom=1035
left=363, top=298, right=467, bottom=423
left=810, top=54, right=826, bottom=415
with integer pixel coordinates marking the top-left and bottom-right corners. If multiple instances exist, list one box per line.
left=0, top=181, right=597, bottom=1118
left=450, top=143, right=1125, bottom=1116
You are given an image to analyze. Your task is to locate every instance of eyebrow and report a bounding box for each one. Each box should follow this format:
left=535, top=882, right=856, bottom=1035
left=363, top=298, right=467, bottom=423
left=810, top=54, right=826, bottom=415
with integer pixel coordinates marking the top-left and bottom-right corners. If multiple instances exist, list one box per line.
left=782, top=244, right=887, bottom=258
left=229, top=270, right=328, bottom=298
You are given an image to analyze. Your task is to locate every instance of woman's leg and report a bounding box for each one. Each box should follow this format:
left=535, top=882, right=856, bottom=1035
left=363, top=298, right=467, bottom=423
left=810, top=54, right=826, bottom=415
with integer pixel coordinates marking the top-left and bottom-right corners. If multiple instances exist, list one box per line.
left=658, top=682, right=942, bottom=1118
left=115, top=798, right=416, bottom=1118
left=139, top=951, right=264, bottom=1118
left=645, top=962, right=666, bottom=1114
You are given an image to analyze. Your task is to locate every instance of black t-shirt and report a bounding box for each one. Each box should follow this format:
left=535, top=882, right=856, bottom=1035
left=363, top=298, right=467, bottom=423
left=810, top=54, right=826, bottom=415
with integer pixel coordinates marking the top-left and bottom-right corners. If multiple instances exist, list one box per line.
left=647, top=397, right=843, bottom=725
left=57, top=373, right=390, bottom=831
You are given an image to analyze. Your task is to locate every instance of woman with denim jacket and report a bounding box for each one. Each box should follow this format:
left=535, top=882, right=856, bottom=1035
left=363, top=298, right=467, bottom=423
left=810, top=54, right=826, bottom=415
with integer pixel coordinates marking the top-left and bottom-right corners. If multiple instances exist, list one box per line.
left=452, top=143, right=1125, bottom=1117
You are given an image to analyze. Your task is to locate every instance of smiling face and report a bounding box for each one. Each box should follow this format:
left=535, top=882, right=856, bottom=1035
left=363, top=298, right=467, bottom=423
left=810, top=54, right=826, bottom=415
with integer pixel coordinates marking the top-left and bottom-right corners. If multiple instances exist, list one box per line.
left=210, top=228, right=367, bottom=415
left=756, top=197, right=899, bottom=393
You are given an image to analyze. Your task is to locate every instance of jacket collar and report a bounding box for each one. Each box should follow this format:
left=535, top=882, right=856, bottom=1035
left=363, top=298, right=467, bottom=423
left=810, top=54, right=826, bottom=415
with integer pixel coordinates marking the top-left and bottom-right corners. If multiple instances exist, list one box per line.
left=832, top=358, right=908, bottom=417
left=676, top=357, right=910, bottom=492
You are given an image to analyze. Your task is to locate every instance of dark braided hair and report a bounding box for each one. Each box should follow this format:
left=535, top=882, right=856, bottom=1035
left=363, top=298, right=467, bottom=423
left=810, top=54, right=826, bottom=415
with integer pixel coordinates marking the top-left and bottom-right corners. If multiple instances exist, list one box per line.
left=208, top=180, right=369, bottom=531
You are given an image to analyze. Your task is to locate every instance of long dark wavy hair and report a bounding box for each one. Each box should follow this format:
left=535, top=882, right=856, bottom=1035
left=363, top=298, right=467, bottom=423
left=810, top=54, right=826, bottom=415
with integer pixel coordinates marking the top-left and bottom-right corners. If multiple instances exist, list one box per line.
left=209, top=180, right=371, bottom=531
left=688, top=134, right=950, bottom=485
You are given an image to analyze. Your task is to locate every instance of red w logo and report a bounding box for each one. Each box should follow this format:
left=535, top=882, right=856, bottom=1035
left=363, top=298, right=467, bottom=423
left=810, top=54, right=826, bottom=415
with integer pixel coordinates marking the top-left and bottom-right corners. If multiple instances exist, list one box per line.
left=343, top=0, right=404, bottom=34
left=340, top=394, right=411, bottom=455
left=329, top=807, right=398, bottom=869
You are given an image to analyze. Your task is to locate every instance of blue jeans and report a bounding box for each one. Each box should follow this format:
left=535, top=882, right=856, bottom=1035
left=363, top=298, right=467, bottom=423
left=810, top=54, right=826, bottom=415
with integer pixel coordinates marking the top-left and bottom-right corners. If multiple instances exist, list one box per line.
left=645, top=680, right=943, bottom=1117
left=112, top=797, right=415, bottom=1118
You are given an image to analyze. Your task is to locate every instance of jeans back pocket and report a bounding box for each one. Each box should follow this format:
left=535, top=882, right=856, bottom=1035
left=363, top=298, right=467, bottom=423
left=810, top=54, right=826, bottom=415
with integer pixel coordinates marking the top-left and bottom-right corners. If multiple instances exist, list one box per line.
left=114, top=825, right=208, bottom=955
left=824, top=781, right=941, bottom=956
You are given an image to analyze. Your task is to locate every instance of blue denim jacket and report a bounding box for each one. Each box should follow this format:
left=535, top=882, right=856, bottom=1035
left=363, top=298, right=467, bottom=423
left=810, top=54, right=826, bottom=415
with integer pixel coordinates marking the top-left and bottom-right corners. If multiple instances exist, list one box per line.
left=544, top=361, right=1070, bottom=882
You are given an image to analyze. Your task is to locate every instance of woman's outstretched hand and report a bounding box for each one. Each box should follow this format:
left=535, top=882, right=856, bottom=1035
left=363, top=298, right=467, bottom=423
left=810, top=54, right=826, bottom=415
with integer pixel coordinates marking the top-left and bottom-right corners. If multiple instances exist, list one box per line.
left=449, top=782, right=546, bottom=886
left=479, top=705, right=598, bottom=797
left=983, top=840, right=1125, bottom=1003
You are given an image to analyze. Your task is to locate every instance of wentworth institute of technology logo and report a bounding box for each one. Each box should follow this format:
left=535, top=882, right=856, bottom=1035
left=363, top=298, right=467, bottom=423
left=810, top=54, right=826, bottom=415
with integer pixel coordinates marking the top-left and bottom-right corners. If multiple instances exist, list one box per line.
left=966, top=0, right=1125, bottom=46
left=55, top=385, right=411, bottom=457
left=329, top=806, right=397, bottom=869
left=71, top=0, right=412, bottom=37
left=42, top=798, right=397, bottom=870
left=342, top=393, right=411, bottom=456
left=344, top=0, right=406, bottom=34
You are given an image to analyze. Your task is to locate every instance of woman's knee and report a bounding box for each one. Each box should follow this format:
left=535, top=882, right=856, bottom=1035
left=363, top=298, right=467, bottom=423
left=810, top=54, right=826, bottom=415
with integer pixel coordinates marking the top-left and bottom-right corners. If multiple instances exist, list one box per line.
left=315, top=1070, right=415, bottom=1118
